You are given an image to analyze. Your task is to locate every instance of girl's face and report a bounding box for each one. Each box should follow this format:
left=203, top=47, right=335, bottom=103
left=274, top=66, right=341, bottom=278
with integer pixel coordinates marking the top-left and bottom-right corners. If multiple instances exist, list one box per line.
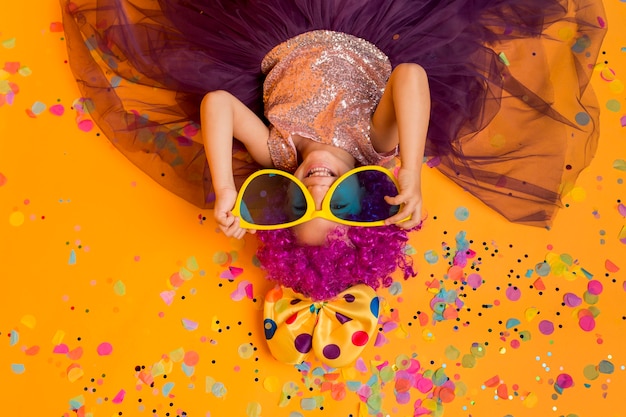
left=291, top=149, right=354, bottom=246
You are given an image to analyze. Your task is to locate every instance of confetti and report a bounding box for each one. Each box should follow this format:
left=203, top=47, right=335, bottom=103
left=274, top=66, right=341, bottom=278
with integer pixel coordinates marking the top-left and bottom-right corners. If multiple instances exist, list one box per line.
left=96, top=342, right=113, bottom=356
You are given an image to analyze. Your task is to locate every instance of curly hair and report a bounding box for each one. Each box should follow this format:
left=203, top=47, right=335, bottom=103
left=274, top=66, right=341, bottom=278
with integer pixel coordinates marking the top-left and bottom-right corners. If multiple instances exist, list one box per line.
left=256, top=224, right=418, bottom=301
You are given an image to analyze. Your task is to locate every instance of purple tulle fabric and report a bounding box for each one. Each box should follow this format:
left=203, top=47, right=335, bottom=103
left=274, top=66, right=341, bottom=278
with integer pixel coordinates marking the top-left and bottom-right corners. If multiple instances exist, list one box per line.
left=60, top=0, right=606, bottom=225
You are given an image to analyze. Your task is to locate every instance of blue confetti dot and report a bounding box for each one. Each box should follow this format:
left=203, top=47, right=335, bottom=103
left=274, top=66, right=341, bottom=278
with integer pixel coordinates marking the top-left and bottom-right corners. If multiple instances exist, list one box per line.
left=11, top=364, right=25, bottom=374
left=575, top=112, right=590, bottom=126
left=454, top=206, right=470, bottom=221
left=424, top=250, right=439, bottom=264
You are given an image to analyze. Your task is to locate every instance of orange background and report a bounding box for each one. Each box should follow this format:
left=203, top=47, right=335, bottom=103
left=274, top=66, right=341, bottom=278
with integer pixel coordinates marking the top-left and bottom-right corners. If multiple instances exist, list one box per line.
left=1, top=1, right=625, bottom=416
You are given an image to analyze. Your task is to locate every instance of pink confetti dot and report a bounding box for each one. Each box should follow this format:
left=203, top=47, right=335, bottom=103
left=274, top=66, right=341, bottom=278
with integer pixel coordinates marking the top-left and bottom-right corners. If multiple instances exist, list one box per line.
left=77, top=119, right=94, bottom=132
left=579, top=315, right=596, bottom=332
left=184, top=350, right=200, bottom=367
left=97, top=342, right=113, bottom=356
left=587, top=280, right=603, bottom=295
left=538, top=320, right=554, bottom=335
left=563, top=293, right=582, bottom=307
left=49, top=104, right=65, bottom=116
left=505, top=286, right=521, bottom=301
left=510, top=339, right=520, bottom=349
left=466, top=273, right=482, bottom=289
left=556, top=373, right=574, bottom=389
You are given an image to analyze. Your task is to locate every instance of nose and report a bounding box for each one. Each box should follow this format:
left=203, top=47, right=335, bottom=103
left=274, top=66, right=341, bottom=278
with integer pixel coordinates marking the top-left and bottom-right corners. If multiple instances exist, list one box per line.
left=307, top=184, right=329, bottom=211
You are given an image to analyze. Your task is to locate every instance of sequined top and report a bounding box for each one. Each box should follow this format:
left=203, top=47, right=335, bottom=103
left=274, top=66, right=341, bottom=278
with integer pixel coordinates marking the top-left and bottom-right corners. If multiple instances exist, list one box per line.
left=261, top=31, right=396, bottom=172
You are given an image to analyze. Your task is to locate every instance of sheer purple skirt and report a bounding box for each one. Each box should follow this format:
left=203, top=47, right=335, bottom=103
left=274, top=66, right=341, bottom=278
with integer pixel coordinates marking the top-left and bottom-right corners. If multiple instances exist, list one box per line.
left=60, top=0, right=607, bottom=226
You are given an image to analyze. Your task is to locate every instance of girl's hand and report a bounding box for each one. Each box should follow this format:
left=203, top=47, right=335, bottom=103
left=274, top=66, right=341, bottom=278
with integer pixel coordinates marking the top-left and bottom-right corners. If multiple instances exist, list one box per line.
left=383, top=167, right=425, bottom=229
left=214, top=188, right=256, bottom=239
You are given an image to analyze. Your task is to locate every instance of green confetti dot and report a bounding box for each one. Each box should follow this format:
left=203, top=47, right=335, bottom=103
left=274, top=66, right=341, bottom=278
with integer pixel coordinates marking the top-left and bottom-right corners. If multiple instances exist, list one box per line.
left=366, top=393, right=382, bottom=411
left=606, top=99, right=621, bottom=112
left=379, top=366, right=395, bottom=383
left=444, top=345, right=460, bottom=360
left=18, top=66, right=32, bottom=77
left=113, top=280, right=126, bottom=296
left=583, top=364, right=599, bottom=380
left=461, top=354, right=476, bottom=368
left=2, top=38, right=16, bottom=48
left=212, top=251, right=228, bottom=264
left=470, top=343, right=486, bottom=358
left=432, top=368, right=449, bottom=386
left=583, top=291, right=599, bottom=305
left=519, top=330, right=532, bottom=342
left=599, top=360, right=614, bottom=374
left=613, top=159, right=626, bottom=172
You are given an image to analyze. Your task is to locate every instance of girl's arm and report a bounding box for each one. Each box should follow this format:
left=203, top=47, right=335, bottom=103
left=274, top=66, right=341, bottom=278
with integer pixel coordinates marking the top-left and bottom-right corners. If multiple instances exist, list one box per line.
left=201, top=90, right=272, bottom=238
left=370, top=63, right=430, bottom=229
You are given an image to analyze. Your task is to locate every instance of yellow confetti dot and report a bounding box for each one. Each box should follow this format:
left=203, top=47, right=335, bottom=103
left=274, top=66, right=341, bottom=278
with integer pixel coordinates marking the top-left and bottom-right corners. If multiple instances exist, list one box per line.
left=263, top=376, right=280, bottom=392
left=9, top=211, right=24, bottom=227
left=0, top=69, right=10, bottom=80
left=230, top=237, right=245, bottom=251
left=20, top=315, right=36, bottom=329
left=422, top=328, right=435, bottom=341
left=523, top=392, right=538, bottom=408
left=525, top=307, right=539, bottom=322
left=67, top=366, right=84, bottom=383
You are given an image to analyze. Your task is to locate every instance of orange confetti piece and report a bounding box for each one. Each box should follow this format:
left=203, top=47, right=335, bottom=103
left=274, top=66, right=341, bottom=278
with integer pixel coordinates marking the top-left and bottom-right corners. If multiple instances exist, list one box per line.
left=497, top=383, right=509, bottom=399
left=605, top=259, right=620, bottom=272
left=67, top=346, right=83, bottom=360
left=331, top=383, right=347, bottom=401
left=25, top=345, right=40, bottom=356
left=533, top=278, right=546, bottom=291
left=484, top=375, right=500, bottom=387
left=447, top=265, right=463, bottom=281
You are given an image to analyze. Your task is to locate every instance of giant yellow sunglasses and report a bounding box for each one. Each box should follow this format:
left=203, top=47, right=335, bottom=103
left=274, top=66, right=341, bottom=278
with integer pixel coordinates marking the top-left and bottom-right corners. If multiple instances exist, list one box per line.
left=232, top=165, right=410, bottom=230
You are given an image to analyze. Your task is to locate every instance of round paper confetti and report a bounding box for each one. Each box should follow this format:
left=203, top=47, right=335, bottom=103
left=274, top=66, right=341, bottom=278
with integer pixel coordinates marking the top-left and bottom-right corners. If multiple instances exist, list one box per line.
left=96, top=342, right=113, bottom=356
left=538, top=320, right=554, bottom=335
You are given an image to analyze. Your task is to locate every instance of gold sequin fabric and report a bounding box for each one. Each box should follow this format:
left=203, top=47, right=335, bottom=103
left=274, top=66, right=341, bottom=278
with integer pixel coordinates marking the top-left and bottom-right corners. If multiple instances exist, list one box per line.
left=262, top=31, right=395, bottom=172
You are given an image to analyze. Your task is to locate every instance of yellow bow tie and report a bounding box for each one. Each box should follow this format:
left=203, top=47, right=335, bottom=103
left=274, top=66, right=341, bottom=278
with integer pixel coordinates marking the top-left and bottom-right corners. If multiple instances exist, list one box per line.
left=263, top=284, right=380, bottom=368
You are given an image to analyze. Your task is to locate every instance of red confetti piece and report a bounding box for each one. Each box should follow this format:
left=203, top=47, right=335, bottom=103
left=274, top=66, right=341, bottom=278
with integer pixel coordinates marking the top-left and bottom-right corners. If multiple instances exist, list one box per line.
left=484, top=375, right=500, bottom=387
left=3, top=61, right=20, bottom=74
left=50, top=22, right=64, bottom=32
left=605, top=259, right=620, bottom=272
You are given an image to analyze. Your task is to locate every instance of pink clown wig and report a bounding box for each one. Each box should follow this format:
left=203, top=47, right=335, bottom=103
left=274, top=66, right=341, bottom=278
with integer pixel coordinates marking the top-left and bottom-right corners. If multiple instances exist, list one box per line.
left=256, top=225, right=417, bottom=301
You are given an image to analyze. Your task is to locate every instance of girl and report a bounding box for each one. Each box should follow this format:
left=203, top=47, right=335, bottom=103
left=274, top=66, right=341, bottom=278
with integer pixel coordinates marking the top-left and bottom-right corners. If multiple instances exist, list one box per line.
left=61, top=0, right=606, bottom=366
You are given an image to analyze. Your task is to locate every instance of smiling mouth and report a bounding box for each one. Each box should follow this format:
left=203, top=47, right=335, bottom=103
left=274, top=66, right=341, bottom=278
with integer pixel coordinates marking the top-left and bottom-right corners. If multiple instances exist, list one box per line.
left=306, top=167, right=335, bottom=177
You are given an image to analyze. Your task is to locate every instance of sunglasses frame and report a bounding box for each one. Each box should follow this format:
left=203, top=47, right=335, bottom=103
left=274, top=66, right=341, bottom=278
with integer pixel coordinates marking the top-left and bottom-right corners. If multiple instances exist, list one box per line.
left=232, top=165, right=408, bottom=230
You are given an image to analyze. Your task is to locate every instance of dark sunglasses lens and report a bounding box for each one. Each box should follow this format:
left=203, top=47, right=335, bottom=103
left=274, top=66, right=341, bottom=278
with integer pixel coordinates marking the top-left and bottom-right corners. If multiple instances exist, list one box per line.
left=239, top=174, right=307, bottom=225
left=330, top=171, right=400, bottom=222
